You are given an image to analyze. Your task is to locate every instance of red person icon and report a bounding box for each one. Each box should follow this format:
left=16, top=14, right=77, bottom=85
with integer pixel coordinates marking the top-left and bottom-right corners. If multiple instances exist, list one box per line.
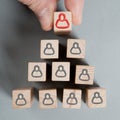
left=55, top=13, right=70, bottom=29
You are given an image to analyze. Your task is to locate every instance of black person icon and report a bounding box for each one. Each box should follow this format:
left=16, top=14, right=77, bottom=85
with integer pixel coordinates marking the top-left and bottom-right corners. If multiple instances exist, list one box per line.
left=55, top=65, right=66, bottom=77
left=92, top=92, right=103, bottom=104
left=44, top=43, right=55, bottom=55
left=79, top=69, right=90, bottom=81
left=66, top=93, right=78, bottom=105
left=15, top=94, right=27, bottom=106
left=31, top=65, right=42, bottom=78
left=70, top=42, right=81, bottom=55
left=43, top=93, right=54, bottom=105
left=55, top=13, right=70, bottom=29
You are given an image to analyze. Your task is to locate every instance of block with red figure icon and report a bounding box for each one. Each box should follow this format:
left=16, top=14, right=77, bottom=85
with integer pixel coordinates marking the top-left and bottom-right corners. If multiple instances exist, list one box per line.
left=54, top=12, right=72, bottom=34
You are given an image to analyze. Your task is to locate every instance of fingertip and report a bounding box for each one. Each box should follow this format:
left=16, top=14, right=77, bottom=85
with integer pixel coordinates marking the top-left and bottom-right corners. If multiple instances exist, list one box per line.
left=72, top=14, right=82, bottom=25
left=41, top=24, right=52, bottom=31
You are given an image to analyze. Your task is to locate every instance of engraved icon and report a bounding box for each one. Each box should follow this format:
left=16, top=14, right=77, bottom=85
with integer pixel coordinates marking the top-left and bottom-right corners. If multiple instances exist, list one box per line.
left=15, top=93, right=27, bottom=106
left=66, top=93, right=78, bottom=105
left=31, top=65, right=42, bottom=78
left=43, top=93, right=54, bottom=105
left=55, top=65, right=66, bottom=77
left=92, top=92, right=103, bottom=104
left=79, top=69, right=90, bottom=81
left=56, top=13, right=70, bottom=29
left=44, top=43, right=55, bottom=55
left=70, top=42, right=81, bottom=54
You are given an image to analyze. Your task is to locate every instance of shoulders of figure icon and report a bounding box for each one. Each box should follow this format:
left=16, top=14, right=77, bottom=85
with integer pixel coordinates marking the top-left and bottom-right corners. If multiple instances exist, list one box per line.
left=79, top=69, right=90, bottom=81
left=32, top=65, right=42, bottom=77
left=44, top=43, right=54, bottom=55
left=16, top=94, right=26, bottom=106
left=56, top=65, right=66, bottom=77
left=71, top=42, right=81, bottom=54
left=56, top=13, right=69, bottom=29
left=67, top=93, right=77, bottom=105
left=92, top=92, right=103, bottom=104
left=43, top=93, right=54, bottom=105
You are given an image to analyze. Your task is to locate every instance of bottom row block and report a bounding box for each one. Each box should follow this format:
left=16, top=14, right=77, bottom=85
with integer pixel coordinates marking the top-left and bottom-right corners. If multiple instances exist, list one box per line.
left=12, top=88, right=106, bottom=109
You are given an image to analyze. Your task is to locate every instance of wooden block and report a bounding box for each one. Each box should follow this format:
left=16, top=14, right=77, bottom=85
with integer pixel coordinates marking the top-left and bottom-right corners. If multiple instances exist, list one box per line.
left=52, top=62, right=70, bottom=81
left=40, top=40, right=59, bottom=59
left=63, top=89, right=82, bottom=109
left=39, top=89, right=57, bottom=109
left=12, top=88, right=33, bottom=109
left=54, top=12, right=72, bottom=34
left=75, top=65, right=94, bottom=85
left=28, top=62, right=46, bottom=82
left=86, top=88, right=106, bottom=108
left=67, top=39, right=86, bottom=58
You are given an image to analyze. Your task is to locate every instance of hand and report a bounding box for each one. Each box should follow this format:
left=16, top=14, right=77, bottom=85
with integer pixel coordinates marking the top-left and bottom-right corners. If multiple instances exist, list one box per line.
left=18, top=0, right=84, bottom=31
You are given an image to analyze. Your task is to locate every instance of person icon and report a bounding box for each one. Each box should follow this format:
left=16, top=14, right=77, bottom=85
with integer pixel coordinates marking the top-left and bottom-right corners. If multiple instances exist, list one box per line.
left=55, top=65, right=66, bottom=77
left=44, top=43, right=55, bottom=55
left=15, top=93, right=27, bottom=106
left=70, top=42, right=81, bottom=54
left=55, top=13, right=70, bottom=29
left=43, top=93, right=54, bottom=105
left=66, top=93, right=77, bottom=105
left=31, top=65, right=42, bottom=78
left=79, top=69, right=90, bottom=81
left=92, top=92, right=103, bottom=104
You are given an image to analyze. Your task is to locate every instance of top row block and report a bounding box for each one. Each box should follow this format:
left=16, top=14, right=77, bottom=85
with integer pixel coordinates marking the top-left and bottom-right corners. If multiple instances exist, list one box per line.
left=40, top=39, right=86, bottom=59
left=54, top=12, right=72, bottom=34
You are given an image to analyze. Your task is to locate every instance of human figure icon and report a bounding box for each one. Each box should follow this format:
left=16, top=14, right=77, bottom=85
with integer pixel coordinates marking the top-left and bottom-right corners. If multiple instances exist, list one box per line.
left=70, top=42, right=81, bottom=54
left=15, top=94, right=27, bottom=106
left=79, top=69, right=90, bottom=81
left=92, top=92, right=103, bottom=104
left=55, top=65, right=66, bottom=77
left=43, top=93, right=54, bottom=105
left=44, top=43, right=55, bottom=55
left=56, top=13, right=70, bottom=29
left=66, top=93, right=78, bottom=105
left=31, top=65, right=42, bottom=78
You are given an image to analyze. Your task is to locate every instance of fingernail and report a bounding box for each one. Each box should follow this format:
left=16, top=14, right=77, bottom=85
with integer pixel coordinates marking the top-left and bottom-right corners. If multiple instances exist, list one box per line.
left=38, top=8, right=53, bottom=31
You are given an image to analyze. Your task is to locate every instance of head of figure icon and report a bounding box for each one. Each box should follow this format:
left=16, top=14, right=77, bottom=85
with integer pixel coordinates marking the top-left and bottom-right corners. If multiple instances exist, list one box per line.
left=59, top=13, right=66, bottom=21
left=69, top=93, right=75, bottom=98
left=45, top=93, right=50, bottom=99
left=46, top=43, right=52, bottom=48
left=58, top=65, right=64, bottom=71
left=18, top=94, right=24, bottom=99
left=34, top=65, right=40, bottom=71
left=82, top=69, right=88, bottom=75
left=73, top=42, right=79, bottom=48
left=94, top=92, right=100, bottom=97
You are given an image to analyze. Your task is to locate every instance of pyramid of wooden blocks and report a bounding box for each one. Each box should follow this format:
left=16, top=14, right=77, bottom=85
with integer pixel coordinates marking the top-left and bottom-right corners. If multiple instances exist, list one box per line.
left=40, top=39, right=59, bottom=59
left=14, top=11, right=107, bottom=110
left=39, top=89, right=57, bottom=109
left=12, top=88, right=33, bottom=109
left=63, top=89, right=82, bottom=109
left=54, top=12, right=72, bottom=34
left=28, top=62, right=46, bottom=82
left=67, top=39, right=86, bottom=58
left=86, top=88, right=106, bottom=108
left=75, top=65, right=95, bottom=85
left=52, top=62, right=70, bottom=81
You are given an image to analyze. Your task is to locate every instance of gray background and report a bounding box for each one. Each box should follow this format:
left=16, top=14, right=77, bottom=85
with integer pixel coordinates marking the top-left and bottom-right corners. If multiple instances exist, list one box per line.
left=0, top=0, right=120, bottom=119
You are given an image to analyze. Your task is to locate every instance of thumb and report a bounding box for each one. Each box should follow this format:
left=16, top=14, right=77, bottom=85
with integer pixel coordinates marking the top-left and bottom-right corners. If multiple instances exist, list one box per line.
left=18, top=0, right=57, bottom=31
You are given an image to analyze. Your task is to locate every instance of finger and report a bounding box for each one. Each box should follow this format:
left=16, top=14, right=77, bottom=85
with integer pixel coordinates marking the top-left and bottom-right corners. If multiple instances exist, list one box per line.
left=64, top=0, right=84, bottom=25
left=18, top=0, right=57, bottom=31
